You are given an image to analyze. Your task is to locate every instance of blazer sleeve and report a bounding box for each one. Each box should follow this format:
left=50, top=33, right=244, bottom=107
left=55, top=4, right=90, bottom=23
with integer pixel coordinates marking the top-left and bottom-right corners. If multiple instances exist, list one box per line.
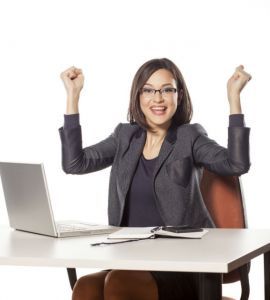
left=58, top=123, right=122, bottom=174
left=191, top=124, right=251, bottom=176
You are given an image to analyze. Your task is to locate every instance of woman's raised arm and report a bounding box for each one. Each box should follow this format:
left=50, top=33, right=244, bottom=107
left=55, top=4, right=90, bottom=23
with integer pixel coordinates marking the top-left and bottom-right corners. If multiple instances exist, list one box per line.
left=59, top=66, right=120, bottom=175
left=192, top=65, right=252, bottom=176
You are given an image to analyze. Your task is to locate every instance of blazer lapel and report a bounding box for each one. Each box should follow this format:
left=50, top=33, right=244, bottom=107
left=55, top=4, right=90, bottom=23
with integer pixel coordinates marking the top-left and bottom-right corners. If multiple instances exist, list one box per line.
left=152, top=123, right=178, bottom=179
left=118, top=127, right=146, bottom=205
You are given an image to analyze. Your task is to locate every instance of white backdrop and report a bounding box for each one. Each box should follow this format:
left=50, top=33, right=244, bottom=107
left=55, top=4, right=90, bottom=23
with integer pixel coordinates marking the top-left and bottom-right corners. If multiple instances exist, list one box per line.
left=0, top=0, right=269, bottom=299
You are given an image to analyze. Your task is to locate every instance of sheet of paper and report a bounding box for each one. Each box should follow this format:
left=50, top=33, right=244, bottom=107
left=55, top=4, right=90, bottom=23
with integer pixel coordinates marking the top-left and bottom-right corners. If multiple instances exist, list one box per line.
left=107, top=227, right=155, bottom=239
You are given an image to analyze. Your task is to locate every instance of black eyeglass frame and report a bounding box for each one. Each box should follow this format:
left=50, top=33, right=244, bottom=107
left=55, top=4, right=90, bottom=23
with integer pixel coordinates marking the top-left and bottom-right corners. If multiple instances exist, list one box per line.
left=140, top=87, right=178, bottom=96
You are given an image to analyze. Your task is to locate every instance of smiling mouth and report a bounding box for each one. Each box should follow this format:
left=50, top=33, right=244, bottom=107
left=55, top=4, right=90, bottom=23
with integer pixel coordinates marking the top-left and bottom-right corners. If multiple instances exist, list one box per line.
left=150, top=106, right=167, bottom=115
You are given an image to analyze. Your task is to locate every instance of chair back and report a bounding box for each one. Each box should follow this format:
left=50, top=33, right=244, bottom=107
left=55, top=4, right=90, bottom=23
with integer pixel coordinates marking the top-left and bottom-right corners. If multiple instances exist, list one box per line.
left=200, top=169, right=248, bottom=283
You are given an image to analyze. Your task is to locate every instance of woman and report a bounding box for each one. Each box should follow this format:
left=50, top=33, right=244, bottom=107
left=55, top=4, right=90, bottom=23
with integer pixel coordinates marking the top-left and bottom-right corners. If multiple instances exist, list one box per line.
left=59, top=58, right=251, bottom=300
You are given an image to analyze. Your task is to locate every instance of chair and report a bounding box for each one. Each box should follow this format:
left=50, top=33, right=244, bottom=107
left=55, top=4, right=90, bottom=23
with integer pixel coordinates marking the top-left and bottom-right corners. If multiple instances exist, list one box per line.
left=67, top=169, right=250, bottom=299
left=67, top=268, right=77, bottom=290
left=200, top=169, right=250, bottom=300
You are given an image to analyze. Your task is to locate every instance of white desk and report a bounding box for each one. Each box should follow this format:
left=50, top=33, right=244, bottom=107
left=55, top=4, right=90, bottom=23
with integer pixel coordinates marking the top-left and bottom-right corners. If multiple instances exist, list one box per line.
left=0, top=226, right=270, bottom=299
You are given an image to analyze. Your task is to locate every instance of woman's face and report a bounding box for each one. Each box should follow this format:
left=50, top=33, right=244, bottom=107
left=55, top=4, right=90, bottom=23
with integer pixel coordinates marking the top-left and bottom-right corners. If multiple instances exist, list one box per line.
left=139, top=68, right=179, bottom=130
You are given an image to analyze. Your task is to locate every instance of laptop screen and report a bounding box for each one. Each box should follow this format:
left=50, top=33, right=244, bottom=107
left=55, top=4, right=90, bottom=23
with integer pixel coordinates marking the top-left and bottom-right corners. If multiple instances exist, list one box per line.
left=0, top=162, right=57, bottom=237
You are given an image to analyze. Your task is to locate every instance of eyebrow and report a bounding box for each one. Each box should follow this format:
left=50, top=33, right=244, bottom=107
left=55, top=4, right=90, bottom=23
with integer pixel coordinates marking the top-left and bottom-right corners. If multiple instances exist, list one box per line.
left=144, top=83, right=174, bottom=87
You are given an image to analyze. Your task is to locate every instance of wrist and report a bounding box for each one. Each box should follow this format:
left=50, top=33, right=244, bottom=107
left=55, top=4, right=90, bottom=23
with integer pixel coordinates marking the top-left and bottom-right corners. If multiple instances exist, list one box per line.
left=66, top=98, right=79, bottom=114
left=67, top=92, right=80, bottom=101
left=229, top=102, right=242, bottom=114
left=228, top=94, right=241, bottom=114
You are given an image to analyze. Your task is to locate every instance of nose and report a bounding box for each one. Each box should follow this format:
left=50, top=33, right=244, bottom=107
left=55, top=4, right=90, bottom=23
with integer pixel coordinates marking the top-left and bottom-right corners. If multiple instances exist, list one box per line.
left=153, top=91, right=164, bottom=103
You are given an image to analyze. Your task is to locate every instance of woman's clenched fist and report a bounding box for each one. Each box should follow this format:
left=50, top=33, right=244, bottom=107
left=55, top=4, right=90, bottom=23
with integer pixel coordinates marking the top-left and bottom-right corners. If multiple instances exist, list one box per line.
left=60, top=66, right=84, bottom=97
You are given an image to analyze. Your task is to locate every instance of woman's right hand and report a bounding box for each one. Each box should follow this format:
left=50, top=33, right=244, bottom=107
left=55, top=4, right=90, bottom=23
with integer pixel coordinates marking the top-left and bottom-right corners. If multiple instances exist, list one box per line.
left=60, top=66, right=84, bottom=97
left=60, top=66, right=84, bottom=114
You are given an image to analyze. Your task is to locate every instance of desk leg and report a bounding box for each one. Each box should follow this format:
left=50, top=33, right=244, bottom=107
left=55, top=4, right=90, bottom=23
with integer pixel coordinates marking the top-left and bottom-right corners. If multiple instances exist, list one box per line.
left=265, top=251, right=270, bottom=300
left=198, top=273, right=222, bottom=300
left=239, top=263, right=250, bottom=300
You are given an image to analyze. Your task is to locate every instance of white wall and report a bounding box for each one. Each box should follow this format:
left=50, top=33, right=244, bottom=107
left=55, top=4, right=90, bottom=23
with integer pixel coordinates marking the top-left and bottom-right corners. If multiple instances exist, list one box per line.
left=0, top=0, right=269, bottom=298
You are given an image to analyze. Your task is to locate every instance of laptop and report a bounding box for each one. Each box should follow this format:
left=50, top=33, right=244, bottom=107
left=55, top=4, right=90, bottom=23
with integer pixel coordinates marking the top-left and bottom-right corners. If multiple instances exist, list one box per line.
left=0, top=161, right=119, bottom=237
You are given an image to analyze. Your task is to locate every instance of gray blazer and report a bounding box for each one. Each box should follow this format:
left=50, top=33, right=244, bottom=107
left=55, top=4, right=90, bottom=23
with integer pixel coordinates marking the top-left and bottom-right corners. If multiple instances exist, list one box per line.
left=59, top=122, right=250, bottom=228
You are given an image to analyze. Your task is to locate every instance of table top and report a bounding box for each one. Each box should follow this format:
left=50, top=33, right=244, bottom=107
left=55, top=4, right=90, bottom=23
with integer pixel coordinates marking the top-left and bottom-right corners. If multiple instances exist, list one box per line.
left=0, top=226, right=270, bottom=273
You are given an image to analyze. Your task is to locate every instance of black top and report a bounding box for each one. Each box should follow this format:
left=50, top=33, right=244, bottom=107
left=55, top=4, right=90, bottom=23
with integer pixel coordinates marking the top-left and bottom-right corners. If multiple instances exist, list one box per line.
left=63, top=113, right=245, bottom=227
left=120, top=155, right=164, bottom=227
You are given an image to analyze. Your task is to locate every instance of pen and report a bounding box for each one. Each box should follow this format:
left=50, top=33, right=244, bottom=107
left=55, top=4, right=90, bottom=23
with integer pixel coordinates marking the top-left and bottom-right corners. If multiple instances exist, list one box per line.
left=90, top=236, right=156, bottom=246
left=150, top=226, right=161, bottom=233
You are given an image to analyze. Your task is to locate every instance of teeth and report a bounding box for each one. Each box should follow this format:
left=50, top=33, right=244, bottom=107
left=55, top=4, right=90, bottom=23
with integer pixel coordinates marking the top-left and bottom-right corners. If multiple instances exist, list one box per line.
left=151, top=107, right=166, bottom=111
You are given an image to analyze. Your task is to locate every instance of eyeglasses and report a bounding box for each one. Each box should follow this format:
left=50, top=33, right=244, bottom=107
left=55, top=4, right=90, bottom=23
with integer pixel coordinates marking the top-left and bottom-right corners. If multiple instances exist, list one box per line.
left=140, top=87, right=177, bottom=99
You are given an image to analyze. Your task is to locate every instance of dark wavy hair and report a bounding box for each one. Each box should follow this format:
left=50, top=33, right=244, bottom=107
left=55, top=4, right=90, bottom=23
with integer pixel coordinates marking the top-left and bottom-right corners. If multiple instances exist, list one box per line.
left=127, top=58, right=193, bottom=130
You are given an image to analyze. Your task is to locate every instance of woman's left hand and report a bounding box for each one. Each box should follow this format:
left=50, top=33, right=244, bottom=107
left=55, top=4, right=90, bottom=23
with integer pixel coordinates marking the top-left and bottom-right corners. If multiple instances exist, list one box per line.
left=227, top=65, right=252, bottom=113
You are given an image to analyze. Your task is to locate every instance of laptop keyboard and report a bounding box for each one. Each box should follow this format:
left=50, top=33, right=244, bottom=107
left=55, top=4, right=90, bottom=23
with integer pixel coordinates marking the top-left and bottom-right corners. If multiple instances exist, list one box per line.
left=57, top=222, right=98, bottom=232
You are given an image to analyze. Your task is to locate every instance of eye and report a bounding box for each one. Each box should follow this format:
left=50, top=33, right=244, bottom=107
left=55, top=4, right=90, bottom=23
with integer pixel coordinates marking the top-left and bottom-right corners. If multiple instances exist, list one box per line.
left=162, top=87, right=175, bottom=94
left=142, top=88, right=154, bottom=94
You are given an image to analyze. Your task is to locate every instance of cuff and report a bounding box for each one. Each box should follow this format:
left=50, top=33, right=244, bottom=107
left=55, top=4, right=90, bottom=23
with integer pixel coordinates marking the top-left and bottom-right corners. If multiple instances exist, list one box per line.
left=229, top=114, right=245, bottom=127
left=64, top=113, right=80, bottom=130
